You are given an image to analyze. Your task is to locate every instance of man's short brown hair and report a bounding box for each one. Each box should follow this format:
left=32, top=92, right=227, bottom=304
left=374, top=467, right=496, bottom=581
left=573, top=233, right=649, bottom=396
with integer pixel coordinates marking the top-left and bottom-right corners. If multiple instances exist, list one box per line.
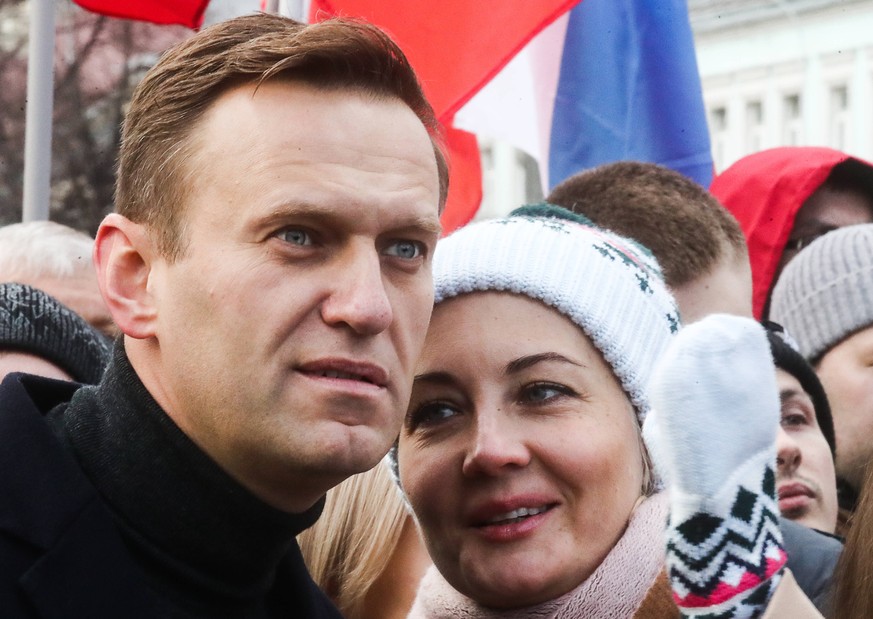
left=117, top=13, right=448, bottom=260
left=547, top=161, right=746, bottom=287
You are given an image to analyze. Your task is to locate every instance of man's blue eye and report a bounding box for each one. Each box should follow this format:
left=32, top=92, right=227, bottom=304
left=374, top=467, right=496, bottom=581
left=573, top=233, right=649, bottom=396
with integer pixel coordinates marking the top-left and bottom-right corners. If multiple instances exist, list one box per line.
left=278, top=229, right=310, bottom=245
left=386, top=241, right=422, bottom=259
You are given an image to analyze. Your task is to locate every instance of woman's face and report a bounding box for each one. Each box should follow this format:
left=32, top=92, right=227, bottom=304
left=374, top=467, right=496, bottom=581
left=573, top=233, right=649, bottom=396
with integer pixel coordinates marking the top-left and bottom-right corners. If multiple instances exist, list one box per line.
left=398, top=292, right=645, bottom=609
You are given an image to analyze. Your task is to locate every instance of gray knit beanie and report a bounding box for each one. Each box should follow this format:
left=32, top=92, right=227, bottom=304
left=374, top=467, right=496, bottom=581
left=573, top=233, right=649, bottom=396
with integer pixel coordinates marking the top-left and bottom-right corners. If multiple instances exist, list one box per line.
left=770, top=223, right=873, bottom=362
left=0, top=283, right=111, bottom=383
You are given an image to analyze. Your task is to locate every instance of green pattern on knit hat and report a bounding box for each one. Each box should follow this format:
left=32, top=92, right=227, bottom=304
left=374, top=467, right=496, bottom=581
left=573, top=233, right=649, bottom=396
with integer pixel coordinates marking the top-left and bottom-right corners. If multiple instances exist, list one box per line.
left=510, top=202, right=597, bottom=226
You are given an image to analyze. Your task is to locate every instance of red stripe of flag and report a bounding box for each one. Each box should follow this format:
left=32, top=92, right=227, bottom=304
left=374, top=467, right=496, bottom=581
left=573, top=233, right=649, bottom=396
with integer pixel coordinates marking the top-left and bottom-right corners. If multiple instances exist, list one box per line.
left=72, top=0, right=210, bottom=28
left=310, top=0, right=580, bottom=233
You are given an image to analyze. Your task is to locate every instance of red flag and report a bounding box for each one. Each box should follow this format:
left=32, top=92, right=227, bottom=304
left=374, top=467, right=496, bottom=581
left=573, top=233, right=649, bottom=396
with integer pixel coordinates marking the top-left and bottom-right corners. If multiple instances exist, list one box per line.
left=73, top=0, right=210, bottom=28
left=441, top=125, right=482, bottom=233
left=311, top=1, right=578, bottom=121
left=310, top=0, right=580, bottom=232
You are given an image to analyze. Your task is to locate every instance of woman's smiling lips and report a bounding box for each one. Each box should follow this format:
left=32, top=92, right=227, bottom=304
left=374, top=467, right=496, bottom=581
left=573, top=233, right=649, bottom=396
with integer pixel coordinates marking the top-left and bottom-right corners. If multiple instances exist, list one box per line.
left=466, top=497, right=559, bottom=542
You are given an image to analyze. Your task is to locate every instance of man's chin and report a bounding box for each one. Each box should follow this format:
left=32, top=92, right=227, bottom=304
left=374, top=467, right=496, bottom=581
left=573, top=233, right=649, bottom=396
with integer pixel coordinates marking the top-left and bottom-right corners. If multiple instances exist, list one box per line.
left=314, top=427, right=394, bottom=475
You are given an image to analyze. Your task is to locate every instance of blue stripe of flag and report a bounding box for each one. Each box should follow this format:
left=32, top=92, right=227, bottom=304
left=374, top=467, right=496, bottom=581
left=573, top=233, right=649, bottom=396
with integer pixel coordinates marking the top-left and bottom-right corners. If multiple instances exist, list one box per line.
left=549, top=0, right=713, bottom=188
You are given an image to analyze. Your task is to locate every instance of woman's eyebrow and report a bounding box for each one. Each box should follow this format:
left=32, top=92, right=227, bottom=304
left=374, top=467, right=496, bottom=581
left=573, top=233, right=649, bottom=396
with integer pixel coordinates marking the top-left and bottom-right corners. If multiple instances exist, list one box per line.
left=412, top=371, right=456, bottom=386
left=505, top=352, right=584, bottom=375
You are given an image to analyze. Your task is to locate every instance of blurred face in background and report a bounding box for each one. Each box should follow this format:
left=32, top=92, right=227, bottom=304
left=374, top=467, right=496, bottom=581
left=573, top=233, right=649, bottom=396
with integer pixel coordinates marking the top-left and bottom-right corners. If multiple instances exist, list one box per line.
left=778, top=187, right=873, bottom=275
left=0, top=351, right=72, bottom=383
left=775, top=369, right=838, bottom=533
left=815, top=326, right=873, bottom=494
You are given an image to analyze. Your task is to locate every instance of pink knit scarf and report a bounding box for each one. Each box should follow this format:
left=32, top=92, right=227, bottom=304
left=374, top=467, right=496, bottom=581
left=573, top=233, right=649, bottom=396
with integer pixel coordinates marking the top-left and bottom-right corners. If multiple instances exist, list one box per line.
left=407, top=493, right=668, bottom=619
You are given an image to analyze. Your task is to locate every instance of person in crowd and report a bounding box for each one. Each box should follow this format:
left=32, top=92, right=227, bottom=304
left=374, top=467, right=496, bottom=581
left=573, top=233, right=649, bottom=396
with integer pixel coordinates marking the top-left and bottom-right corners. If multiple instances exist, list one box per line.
left=649, top=314, right=825, bottom=618
left=0, top=282, right=110, bottom=383
left=770, top=223, right=873, bottom=518
left=394, top=204, right=818, bottom=618
left=546, top=162, right=841, bottom=603
left=0, top=221, right=116, bottom=337
left=710, top=146, right=873, bottom=318
left=547, top=161, right=752, bottom=323
left=765, top=323, right=839, bottom=535
left=298, top=459, right=430, bottom=619
left=0, top=12, right=444, bottom=618
left=832, top=464, right=873, bottom=618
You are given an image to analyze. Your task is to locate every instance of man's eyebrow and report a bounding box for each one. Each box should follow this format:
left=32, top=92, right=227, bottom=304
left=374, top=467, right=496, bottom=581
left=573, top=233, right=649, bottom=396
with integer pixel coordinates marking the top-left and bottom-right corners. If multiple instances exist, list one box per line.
left=780, top=388, right=813, bottom=405
left=390, top=214, right=442, bottom=236
left=399, top=217, right=443, bottom=236
left=255, top=203, right=442, bottom=235
left=505, top=352, right=584, bottom=375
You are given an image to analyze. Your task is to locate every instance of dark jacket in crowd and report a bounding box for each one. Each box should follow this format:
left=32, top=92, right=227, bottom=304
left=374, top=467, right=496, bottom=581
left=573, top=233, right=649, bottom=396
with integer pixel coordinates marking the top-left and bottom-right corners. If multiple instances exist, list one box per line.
left=782, top=517, right=843, bottom=617
left=0, top=351, right=343, bottom=619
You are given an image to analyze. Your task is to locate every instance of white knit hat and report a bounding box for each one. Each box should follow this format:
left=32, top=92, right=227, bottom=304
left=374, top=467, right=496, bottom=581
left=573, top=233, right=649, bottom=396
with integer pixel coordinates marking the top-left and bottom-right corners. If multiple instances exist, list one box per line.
left=389, top=204, right=680, bottom=495
left=431, top=204, right=680, bottom=425
left=770, top=223, right=873, bottom=362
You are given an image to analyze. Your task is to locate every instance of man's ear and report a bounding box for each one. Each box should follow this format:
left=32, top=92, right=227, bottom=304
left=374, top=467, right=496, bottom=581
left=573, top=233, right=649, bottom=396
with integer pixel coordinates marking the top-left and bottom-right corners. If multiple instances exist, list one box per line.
left=94, top=214, right=159, bottom=339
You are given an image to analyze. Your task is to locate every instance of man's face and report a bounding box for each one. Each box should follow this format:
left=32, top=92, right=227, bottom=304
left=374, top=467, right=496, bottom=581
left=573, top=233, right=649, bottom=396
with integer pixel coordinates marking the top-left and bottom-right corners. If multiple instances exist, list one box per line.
left=774, top=369, right=838, bottom=533
left=670, top=248, right=753, bottom=323
left=779, top=187, right=873, bottom=273
left=140, top=81, right=441, bottom=513
left=816, top=326, right=873, bottom=493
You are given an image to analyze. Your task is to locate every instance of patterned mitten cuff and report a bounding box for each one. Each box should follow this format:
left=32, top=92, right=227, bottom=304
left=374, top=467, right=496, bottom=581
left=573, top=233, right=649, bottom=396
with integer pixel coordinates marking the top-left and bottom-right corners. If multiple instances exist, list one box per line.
left=649, top=315, right=786, bottom=618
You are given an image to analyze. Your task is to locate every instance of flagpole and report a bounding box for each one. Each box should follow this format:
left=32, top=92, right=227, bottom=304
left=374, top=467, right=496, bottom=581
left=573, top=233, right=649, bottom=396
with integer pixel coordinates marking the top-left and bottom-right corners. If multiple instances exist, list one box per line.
left=22, top=0, right=56, bottom=222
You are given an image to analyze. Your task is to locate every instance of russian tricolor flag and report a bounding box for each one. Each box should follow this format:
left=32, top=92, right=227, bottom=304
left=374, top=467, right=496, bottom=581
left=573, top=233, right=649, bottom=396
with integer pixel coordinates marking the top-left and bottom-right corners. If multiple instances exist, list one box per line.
left=457, top=0, right=713, bottom=196
left=71, top=0, right=712, bottom=231
left=308, top=0, right=583, bottom=232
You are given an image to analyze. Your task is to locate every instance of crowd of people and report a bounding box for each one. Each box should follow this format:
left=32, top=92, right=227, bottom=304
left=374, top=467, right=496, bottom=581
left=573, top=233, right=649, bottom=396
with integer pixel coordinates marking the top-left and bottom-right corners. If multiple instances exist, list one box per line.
left=2, top=11, right=873, bottom=619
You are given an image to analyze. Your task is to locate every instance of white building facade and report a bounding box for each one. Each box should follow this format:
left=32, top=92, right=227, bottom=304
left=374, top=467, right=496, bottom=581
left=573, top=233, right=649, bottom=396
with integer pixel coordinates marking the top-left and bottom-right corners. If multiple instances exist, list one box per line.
left=478, top=0, right=873, bottom=220
left=691, top=0, right=873, bottom=173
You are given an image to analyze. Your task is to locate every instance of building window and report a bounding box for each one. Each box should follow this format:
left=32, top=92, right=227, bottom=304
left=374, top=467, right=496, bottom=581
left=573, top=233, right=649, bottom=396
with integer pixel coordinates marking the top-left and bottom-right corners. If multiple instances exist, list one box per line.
left=830, top=85, right=849, bottom=150
left=782, top=94, right=802, bottom=146
left=745, top=100, right=764, bottom=153
left=710, top=106, right=728, bottom=171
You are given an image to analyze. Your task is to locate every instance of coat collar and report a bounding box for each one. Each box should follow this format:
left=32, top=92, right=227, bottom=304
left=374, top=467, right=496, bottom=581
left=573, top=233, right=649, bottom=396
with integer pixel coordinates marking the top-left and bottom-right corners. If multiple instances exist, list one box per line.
left=0, top=373, right=158, bottom=617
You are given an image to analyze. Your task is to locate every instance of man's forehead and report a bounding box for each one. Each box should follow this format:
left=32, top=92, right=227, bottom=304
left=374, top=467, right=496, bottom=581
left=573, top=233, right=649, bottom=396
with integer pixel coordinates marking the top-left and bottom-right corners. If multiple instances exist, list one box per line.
left=775, top=369, right=812, bottom=401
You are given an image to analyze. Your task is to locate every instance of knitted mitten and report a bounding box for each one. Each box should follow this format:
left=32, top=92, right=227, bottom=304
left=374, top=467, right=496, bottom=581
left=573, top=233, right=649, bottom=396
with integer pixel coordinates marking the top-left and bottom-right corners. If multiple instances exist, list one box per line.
left=649, top=314, right=786, bottom=619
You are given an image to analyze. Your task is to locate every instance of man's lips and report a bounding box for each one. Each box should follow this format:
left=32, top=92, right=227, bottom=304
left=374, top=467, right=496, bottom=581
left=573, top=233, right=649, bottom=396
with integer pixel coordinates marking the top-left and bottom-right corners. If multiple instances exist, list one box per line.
left=777, top=482, right=815, bottom=515
left=297, top=358, right=389, bottom=388
left=778, top=482, right=815, bottom=501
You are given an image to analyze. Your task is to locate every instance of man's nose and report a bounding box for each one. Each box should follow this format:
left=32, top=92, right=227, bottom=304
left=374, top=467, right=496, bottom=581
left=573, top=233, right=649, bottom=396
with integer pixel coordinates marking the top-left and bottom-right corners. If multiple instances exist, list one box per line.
left=776, top=427, right=801, bottom=473
left=320, top=246, right=393, bottom=335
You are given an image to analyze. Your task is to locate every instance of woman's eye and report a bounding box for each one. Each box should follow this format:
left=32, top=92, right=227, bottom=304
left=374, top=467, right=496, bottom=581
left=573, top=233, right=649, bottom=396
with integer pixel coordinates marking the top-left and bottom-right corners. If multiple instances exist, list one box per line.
left=276, top=229, right=311, bottom=246
left=523, top=383, right=573, bottom=404
left=406, top=401, right=459, bottom=430
left=385, top=240, right=424, bottom=260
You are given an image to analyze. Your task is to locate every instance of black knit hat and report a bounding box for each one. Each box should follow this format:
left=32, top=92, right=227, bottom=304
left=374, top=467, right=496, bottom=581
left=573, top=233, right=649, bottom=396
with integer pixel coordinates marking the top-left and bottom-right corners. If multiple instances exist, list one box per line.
left=0, top=283, right=111, bottom=384
left=764, top=321, right=836, bottom=458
